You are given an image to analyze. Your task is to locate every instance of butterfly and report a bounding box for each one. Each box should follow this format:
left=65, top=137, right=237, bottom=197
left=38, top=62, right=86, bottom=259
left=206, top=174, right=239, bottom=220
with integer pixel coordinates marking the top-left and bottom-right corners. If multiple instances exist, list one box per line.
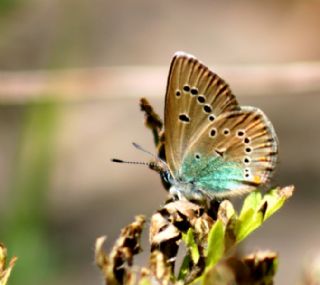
left=114, top=52, right=278, bottom=201
left=147, top=51, right=278, bottom=201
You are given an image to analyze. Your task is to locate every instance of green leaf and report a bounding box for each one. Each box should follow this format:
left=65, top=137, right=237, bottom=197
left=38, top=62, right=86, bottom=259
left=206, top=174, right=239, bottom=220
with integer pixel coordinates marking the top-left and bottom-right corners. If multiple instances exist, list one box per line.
left=262, top=187, right=293, bottom=221
left=190, top=276, right=202, bottom=285
left=239, top=191, right=262, bottom=219
left=234, top=188, right=294, bottom=243
left=138, top=277, right=152, bottom=285
left=182, top=229, right=200, bottom=264
left=206, top=220, right=225, bottom=268
left=235, top=208, right=263, bottom=243
left=178, top=254, right=191, bottom=281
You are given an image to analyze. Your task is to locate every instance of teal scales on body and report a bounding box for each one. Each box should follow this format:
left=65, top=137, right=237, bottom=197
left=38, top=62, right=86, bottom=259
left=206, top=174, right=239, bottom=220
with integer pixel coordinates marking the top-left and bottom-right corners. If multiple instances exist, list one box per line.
left=180, top=155, right=243, bottom=193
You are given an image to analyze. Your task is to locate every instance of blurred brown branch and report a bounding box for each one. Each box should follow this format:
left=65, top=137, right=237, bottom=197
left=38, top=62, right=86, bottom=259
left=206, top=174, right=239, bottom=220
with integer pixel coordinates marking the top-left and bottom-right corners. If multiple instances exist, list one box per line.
left=0, top=62, right=320, bottom=104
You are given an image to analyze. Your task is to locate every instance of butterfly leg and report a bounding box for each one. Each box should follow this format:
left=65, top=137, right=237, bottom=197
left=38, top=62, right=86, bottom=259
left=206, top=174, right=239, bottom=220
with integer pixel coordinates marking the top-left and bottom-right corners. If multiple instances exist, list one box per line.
left=169, top=185, right=185, bottom=200
left=169, top=184, right=209, bottom=202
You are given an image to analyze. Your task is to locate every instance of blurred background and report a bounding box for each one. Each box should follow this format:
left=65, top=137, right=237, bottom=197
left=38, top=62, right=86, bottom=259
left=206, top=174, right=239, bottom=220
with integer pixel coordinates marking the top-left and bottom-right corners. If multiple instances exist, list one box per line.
left=0, top=0, right=320, bottom=284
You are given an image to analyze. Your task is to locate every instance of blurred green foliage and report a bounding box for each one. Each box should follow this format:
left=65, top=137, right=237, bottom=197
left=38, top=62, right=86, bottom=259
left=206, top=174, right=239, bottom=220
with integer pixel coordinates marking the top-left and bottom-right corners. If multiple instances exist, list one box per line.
left=1, top=101, right=60, bottom=285
left=0, top=0, right=20, bottom=15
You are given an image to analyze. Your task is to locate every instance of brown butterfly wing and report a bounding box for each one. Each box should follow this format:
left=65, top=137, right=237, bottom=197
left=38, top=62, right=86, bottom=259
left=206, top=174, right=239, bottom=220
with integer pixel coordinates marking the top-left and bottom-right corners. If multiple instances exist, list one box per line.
left=164, top=52, right=239, bottom=176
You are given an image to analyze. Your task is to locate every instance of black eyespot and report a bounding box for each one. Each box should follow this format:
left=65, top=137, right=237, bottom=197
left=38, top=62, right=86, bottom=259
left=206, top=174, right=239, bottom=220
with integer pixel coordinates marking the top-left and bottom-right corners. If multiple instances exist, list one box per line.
left=209, top=128, right=216, bottom=137
left=245, top=147, right=252, bottom=153
left=244, top=137, right=250, bottom=144
left=203, top=104, right=212, bottom=113
left=195, top=153, right=200, bottom=160
left=191, top=88, right=198, bottom=95
left=237, top=130, right=245, bottom=137
left=244, top=157, right=250, bottom=164
left=208, top=114, right=215, bottom=121
left=223, top=129, right=230, bottom=135
left=179, top=113, right=190, bottom=123
left=183, top=85, right=190, bottom=92
left=245, top=173, right=250, bottom=178
left=254, top=114, right=260, bottom=121
left=176, top=90, right=181, bottom=97
left=215, top=149, right=224, bottom=157
left=197, top=95, right=205, bottom=103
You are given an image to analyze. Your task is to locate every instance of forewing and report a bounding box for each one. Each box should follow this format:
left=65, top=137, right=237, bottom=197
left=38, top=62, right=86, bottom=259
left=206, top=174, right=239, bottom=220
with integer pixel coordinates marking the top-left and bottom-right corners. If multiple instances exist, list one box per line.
left=164, top=52, right=239, bottom=175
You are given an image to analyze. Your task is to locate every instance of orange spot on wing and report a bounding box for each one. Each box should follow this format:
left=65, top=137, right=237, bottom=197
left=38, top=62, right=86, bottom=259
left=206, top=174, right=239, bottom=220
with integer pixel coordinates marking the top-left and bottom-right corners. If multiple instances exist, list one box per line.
left=253, top=175, right=261, bottom=184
